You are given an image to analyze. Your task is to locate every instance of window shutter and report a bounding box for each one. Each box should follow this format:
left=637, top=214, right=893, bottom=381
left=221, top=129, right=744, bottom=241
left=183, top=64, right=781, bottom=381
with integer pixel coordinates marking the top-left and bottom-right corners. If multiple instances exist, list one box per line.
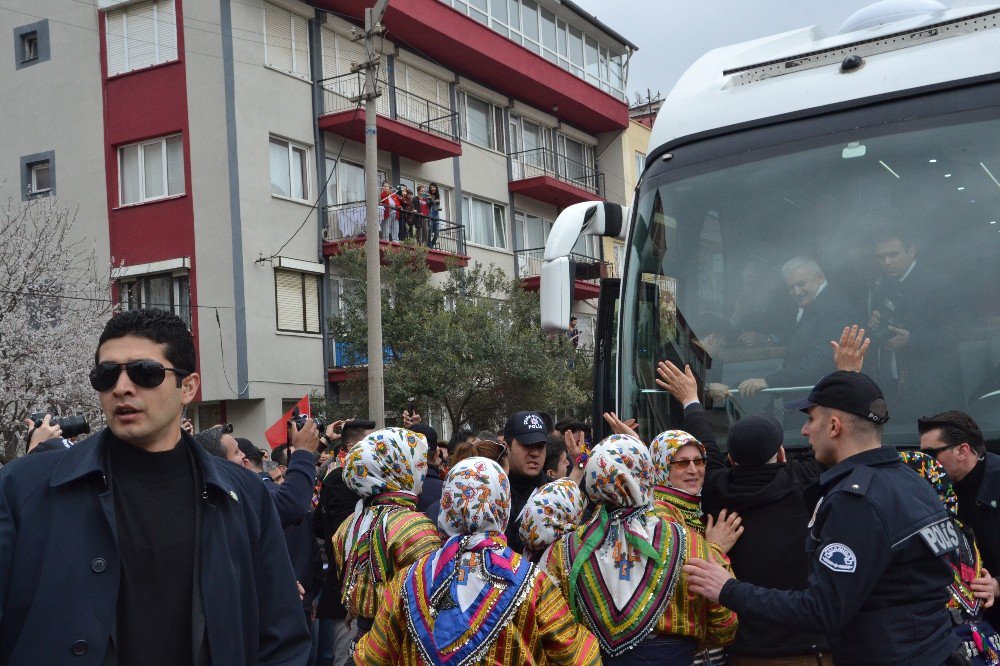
left=264, top=3, right=293, bottom=73
left=337, top=34, right=365, bottom=76
left=275, top=270, right=304, bottom=331
left=291, top=12, right=310, bottom=77
left=106, top=10, right=127, bottom=75
left=407, top=66, right=442, bottom=107
left=304, top=275, right=320, bottom=333
left=321, top=28, right=337, bottom=78
left=156, top=0, right=178, bottom=64
left=127, top=0, right=157, bottom=72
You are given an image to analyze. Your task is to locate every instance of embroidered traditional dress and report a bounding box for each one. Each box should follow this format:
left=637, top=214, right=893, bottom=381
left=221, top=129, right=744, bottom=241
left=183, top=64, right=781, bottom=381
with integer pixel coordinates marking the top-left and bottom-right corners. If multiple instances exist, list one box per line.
left=332, top=428, right=442, bottom=620
left=355, top=457, right=600, bottom=666
left=544, top=434, right=738, bottom=658
left=649, top=430, right=708, bottom=532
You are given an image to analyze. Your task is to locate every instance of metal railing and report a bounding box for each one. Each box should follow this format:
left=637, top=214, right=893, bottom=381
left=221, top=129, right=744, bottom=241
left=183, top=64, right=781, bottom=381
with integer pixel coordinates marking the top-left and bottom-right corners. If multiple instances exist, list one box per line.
left=513, top=247, right=607, bottom=281
left=323, top=200, right=467, bottom=256
left=508, top=147, right=605, bottom=196
left=318, top=71, right=458, bottom=141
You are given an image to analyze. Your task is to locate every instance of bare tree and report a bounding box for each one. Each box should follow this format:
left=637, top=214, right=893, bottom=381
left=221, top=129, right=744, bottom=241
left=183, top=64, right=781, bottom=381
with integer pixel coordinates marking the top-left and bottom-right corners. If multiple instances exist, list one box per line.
left=0, top=195, right=113, bottom=464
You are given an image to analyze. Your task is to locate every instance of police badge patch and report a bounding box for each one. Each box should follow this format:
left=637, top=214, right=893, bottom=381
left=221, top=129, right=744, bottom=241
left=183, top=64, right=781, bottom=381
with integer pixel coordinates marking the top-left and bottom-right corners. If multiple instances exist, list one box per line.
left=819, top=543, right=857, bottom=573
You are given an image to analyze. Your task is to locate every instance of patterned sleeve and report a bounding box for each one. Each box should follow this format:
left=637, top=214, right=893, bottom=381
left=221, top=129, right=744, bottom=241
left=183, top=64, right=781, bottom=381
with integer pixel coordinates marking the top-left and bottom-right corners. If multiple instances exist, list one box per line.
left=541, top=539, right=573, bottom=603
left=533, top=574, right=602, bottom=666
left=332, top=512, right=353, bottom=573
left=353, top=572, right=407, bottom=666
left=390, top=513, right=444, bottom=571
left=702, top=535, right=739, bottom=647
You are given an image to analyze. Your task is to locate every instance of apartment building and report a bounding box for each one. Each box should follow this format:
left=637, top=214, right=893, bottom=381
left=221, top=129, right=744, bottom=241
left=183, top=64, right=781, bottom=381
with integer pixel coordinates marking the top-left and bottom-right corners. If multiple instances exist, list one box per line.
left=1, top=0, right=635, bottom=435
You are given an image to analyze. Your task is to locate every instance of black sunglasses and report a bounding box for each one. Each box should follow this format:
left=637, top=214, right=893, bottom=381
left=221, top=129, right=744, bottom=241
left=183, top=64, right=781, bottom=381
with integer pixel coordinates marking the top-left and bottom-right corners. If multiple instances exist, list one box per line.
left=923, top=443, right=961, bottom=460
left=89, top=360, right=191, bottom=392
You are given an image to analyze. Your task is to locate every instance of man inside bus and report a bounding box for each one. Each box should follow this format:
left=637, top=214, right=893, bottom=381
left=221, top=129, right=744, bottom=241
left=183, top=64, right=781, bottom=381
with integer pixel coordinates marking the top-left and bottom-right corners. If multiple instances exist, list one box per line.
left=867, top=228, right=960, bottom=419
left=732, top=257, right=856, bottom=398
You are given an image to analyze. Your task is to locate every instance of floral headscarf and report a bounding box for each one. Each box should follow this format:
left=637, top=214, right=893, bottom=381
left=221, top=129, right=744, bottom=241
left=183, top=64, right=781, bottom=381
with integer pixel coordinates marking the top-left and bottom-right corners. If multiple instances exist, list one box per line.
left=518, top=478, right=587, bottom=556
left=649, top=429, right=705, bottom=489
left=568, top=434, right=686, bottom=656
left=343, top=427, right=428, bottom=499
left=342, top=428, right=428, bottom=588
left=406, top=458, right=535, bottom=665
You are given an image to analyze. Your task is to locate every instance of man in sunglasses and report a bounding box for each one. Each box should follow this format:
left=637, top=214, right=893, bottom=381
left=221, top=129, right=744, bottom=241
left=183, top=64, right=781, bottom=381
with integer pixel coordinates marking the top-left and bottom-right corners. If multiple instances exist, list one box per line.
left=919, top=410, right=1000, bottom=626
left=0, top=309, right=310, bottom=664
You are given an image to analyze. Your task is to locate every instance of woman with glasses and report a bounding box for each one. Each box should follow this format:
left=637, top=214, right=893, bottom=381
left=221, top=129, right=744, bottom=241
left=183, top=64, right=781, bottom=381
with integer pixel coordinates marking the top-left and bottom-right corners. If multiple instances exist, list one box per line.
left=545, top=434, right=737, bottom=665
left=354, top=457, right=601, bottom=665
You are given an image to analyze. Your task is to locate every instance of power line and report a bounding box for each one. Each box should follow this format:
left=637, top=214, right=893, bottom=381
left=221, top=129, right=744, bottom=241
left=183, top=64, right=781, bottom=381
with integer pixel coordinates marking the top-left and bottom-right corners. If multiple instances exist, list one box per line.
left=0, top=287, right=244, bottom=311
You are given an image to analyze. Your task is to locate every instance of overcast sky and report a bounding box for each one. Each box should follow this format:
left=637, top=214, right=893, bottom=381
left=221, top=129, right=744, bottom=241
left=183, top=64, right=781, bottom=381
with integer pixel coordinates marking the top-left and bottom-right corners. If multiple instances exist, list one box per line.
left=573, top=0, right=879, bottom=103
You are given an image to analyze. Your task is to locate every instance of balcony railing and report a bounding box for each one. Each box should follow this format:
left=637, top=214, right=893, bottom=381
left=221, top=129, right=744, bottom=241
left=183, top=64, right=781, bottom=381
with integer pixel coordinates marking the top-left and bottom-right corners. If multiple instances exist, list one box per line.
left=513, top=247, right=607, bottom=281
left=318, top=71, right=459, bottom=141
left=324, top=200, right=467, bottom=256
left=509, top=147, right=605, bottom=196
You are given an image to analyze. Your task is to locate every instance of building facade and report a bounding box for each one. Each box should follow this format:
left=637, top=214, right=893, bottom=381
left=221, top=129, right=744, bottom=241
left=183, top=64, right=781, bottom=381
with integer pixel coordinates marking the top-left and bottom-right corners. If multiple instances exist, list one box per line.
left=1, top=0, right=635, bottom=436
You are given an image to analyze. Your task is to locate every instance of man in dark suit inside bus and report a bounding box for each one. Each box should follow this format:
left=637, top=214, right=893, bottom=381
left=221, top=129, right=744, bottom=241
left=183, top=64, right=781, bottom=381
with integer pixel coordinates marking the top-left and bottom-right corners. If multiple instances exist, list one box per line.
left=738, top=256, right=856, bottom=397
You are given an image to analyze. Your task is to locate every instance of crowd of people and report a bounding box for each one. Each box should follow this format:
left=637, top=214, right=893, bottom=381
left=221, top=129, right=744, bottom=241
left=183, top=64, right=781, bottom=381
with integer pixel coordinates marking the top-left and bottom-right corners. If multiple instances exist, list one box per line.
left=3, top=309, right=1000, bottom=665
left=379, top=181, right=443, bottom=247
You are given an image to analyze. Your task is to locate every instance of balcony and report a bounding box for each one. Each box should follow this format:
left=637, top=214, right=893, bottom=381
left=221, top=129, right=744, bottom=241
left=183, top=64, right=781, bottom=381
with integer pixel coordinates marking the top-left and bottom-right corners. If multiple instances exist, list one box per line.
left=312, top=0, right=628, bottom=134
left=508, top=148, right=605, bottom=208
left=318, top=72, right=462, bottom=163
left=515, top=247, right=607, bottom=300
left=322, top=200, right=469, bottom=272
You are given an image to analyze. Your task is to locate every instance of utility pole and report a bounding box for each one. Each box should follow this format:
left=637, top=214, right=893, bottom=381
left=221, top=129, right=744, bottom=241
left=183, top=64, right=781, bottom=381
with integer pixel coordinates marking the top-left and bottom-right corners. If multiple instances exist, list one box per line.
left=354, top=0, right=389, bottom=427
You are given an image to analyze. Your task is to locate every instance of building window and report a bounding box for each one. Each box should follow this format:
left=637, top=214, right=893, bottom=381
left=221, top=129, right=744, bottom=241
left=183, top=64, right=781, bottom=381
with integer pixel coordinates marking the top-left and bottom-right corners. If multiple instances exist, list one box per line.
left=459, top=91, right=505, bottom=152
left=105, top=0, right=178, bottom=77
left=118, top=134, right=184, bottom=205
left=270, top=137, right=309, bottom=201
left=275, top=269, right=320, bottom=333
left=462, top=196, right=507, bottom=249
left=635, top=151, right=646, bottom=176
left=28, top=160, right=51, bottom=197
left=263, top=2, right=310, bottom=79
left=13, top=20, right=50, bottom=70
left=19, top=150, right=55, bottom=201
left=119, top=273, right=191, bottom=327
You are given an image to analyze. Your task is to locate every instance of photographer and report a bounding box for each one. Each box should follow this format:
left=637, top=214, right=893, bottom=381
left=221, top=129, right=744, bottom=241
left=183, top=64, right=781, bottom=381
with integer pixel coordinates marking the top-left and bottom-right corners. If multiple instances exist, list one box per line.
left=268, top=419, right=322, bottom=529
left=24, top=414, right=67, bottom=454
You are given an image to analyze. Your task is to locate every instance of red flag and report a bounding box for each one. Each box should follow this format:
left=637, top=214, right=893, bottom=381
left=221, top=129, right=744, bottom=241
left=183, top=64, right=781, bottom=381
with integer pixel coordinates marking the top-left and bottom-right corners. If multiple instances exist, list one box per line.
left=264, top=395, right=311, bottom=449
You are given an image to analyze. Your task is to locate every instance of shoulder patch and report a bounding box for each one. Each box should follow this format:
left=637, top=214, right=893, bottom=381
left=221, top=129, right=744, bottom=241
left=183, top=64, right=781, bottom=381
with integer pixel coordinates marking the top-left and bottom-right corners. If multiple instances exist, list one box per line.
left=918, top=519, right=960, bottom=556
left=819, top=543, right=857, bottom=573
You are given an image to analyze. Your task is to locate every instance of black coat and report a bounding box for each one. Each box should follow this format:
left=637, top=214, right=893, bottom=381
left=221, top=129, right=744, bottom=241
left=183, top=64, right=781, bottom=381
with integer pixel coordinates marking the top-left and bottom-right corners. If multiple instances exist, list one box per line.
left=417, top=466, right=444, bottom=515
left=314, top=467, right=360, bottom=620
left=766, top=286, right=856, bottom=389
left=957, top=452, right=1000, bottom=627
left=686, top=403, right=828, bottom=656
left=0, top=429, right=310, bottom=665
left=505, top=472, right=543, bottom=553
left=720, top=446, right=958, bottom=665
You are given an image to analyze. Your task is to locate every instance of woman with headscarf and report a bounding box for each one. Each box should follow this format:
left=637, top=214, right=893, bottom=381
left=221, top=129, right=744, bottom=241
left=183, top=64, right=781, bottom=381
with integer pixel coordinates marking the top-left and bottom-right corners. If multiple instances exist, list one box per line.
left=518, top=477, right=587, bottom=569
left=355, top=457, right=601, bottom=665
left=898, top=450, right=1000, bottom=664
left=546, top=434, right=737, bottom=664
left=332, top=428, right=443, bottom=638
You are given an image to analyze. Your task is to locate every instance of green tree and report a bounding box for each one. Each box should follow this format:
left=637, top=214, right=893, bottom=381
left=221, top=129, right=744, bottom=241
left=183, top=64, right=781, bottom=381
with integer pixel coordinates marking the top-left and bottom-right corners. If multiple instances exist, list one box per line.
left=324, top=243, right=592, bottom=432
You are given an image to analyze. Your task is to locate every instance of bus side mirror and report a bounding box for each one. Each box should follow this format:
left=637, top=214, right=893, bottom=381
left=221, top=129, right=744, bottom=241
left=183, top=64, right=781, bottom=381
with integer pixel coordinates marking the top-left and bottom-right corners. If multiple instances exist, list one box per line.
left=540, top=256, right=573, bottom=334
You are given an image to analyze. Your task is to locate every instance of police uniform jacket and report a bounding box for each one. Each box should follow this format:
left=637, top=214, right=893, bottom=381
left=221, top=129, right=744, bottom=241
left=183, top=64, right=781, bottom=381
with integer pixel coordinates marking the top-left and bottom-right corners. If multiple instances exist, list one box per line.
left=720, top=446, right=959, bottom=665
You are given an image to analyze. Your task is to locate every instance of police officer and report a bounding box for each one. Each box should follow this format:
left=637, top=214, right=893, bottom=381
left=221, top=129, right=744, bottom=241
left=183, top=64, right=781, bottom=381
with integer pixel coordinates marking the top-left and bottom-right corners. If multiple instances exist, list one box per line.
left=683, top=371, right=959, bottom=665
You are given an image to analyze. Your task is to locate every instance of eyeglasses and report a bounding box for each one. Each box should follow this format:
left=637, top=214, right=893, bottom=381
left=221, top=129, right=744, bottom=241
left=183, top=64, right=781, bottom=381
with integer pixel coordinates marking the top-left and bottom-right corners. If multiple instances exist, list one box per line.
left=89, top=360, right=191, bottom=392
left=668, top=457, right=706, bottom=469
left=923, top=443, right=961, bottom=460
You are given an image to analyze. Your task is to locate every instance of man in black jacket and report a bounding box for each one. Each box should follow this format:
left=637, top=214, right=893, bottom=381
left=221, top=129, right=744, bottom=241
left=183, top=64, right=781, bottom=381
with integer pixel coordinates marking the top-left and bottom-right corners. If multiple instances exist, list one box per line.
left=919, top=410, right=1000, bottom=626
left=738, top=257, right=855, bottom=397
left=411, top=423, right=444, bottom=515
left=658, top=359, right=828, bottom=661
left=0, top=309, right=309, bottom=664
left=501, top=411, right=548, bottom=552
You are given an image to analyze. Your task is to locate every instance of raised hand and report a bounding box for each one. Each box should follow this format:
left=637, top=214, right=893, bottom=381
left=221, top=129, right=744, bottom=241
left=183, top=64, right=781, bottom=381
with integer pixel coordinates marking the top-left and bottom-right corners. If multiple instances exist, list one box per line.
left=656, top=360, right=699, bottom=404
left=831, top=325, right=871, bottom=372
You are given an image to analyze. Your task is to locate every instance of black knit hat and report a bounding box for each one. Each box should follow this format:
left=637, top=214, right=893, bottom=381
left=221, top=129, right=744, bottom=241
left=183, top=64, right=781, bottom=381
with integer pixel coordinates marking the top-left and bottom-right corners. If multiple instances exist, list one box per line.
left=727, top=416, right=784, bottom=466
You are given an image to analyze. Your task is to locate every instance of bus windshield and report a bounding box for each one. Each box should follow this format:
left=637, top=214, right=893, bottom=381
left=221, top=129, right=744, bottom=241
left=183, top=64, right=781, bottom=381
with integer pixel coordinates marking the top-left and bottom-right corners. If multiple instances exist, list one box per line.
left=622, top=112, right=1000, bottom=449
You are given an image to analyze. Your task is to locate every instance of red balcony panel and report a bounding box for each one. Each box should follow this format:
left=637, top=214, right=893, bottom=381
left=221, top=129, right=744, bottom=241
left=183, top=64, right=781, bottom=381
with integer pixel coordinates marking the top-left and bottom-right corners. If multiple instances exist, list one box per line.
left=322, top=237, right=469, bottom=273
left=508, top=175, right=604, bottom=208
left=328, top=366, right=364, bottom=383
left=318, top=109, right=461, bottom=163
left=519, top=275, right=601, bottom=300
left=311, top=0, right=627, bottom=134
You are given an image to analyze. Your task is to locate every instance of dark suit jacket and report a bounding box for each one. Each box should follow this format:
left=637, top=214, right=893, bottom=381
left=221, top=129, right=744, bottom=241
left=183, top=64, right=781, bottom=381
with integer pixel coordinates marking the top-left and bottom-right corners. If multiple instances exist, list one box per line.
left=766, top=286, right=856, bottom=388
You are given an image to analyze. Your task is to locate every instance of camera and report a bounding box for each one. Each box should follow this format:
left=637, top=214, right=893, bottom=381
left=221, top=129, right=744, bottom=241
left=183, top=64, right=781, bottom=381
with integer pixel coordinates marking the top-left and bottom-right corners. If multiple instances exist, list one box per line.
left=288, top=413, right=327, bottom=433
left=30, top=412, right=90, bottom=439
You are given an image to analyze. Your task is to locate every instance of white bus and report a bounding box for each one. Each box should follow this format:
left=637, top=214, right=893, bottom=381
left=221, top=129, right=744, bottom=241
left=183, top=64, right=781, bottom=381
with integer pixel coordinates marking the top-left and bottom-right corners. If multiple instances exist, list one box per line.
left=541, top=0, right=1000, bottom=447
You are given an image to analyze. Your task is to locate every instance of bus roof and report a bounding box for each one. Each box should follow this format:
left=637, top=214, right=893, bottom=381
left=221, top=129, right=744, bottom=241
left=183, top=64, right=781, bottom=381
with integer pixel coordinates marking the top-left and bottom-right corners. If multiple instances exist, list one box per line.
left=649, top=2, right=1000, bottom=152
